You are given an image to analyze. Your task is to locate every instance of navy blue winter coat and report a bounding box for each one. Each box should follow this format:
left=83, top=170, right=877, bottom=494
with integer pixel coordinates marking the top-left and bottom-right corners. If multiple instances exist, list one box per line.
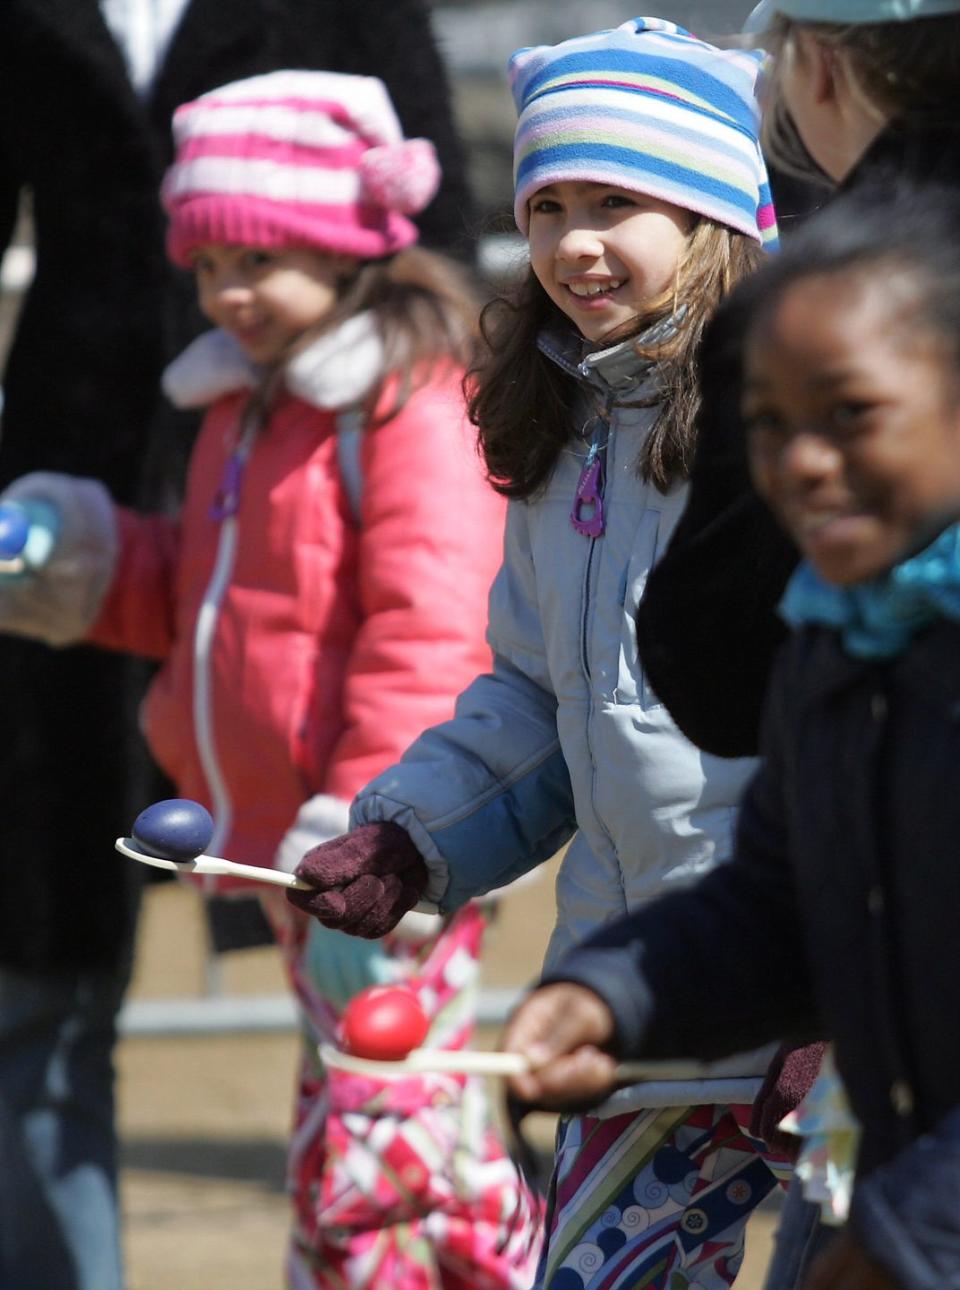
left=549, top=620, right=960, bottom=1288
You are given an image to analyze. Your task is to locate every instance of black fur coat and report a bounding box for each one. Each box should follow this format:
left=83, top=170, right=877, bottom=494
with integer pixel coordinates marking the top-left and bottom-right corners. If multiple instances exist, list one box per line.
left=635, top=125, right=960, bottom=760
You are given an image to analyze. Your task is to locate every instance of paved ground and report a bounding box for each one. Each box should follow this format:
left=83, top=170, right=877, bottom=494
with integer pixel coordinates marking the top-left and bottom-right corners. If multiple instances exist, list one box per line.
left=117, top=870, right=782, bottom=1288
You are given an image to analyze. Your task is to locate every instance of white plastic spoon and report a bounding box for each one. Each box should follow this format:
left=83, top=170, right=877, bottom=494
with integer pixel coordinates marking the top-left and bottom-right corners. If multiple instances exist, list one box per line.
left=319, top=1042, right=717, bottom=1083
left=116, top=798, right=440, bottom=910
left=114, top=835, right=313, bottom=889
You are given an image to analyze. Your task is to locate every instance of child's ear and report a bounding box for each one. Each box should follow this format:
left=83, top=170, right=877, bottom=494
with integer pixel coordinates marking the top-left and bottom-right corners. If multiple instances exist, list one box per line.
left=793, top=30, right=837, bottom=108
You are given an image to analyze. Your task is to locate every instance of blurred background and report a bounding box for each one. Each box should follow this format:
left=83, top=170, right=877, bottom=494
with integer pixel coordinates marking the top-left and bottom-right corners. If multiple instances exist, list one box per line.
left=0, top=4, right=779, bottom=1287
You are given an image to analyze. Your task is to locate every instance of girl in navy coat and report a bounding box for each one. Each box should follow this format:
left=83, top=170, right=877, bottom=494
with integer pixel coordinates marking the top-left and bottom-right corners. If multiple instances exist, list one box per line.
left=503, top=185, right=960, bottom=1290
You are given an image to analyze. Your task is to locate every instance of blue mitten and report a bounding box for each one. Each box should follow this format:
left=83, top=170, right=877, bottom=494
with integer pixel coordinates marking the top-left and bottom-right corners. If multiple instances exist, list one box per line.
left=0, top=472, right=117, bottom=645
left=0, top=499, right=60, bottom=573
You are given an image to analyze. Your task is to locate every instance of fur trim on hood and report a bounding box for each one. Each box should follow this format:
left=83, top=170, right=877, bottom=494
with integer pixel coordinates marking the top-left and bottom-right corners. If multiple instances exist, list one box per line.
left=162, top=312, right=385, bottom=412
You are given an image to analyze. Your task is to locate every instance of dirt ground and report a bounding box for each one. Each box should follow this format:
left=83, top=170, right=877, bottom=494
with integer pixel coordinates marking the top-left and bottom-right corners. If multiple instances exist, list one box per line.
left=117, top=867, right=782, bottom=1289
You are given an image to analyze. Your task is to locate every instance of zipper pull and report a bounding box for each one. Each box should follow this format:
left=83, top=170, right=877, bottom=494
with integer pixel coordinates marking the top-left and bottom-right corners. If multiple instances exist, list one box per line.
left=210, top=452, right=244, bottom=521
left=571, top=440, right=606, bottom=538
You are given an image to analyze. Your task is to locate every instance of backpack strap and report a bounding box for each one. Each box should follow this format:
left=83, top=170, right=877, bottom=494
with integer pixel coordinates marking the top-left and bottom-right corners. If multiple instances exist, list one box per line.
left=335, top=408, right=365, bottom=524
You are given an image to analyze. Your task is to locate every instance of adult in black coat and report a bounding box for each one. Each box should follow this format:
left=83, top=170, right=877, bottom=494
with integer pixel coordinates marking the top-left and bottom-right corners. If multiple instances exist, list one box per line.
left=0, top=3, right=471, bottom=1285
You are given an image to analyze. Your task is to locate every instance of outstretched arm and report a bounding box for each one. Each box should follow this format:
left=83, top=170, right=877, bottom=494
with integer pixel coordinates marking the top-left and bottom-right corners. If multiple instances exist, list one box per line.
left=287, top=485, right=577, bottom=935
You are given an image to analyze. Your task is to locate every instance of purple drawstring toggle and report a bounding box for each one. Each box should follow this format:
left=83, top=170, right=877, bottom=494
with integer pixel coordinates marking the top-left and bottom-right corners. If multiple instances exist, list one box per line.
left=571, top=452, right=605, bottom=537
left=210, top=453, right=244, bottom=521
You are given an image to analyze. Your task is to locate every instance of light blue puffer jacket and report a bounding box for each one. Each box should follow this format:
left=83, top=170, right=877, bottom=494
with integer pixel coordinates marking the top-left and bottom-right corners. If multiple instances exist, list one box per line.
left=352, top=331, right=774, bottom=1109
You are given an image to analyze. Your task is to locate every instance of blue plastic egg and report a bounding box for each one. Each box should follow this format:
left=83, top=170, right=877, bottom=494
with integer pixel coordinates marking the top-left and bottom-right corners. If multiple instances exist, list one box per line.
left=131, top=799, right=214, bottom=863
left=0, top=504, right=29, bottom=561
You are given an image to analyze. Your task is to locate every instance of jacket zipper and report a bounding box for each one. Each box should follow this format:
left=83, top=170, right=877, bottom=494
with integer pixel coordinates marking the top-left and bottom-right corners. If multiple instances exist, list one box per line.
left=577, top=402, right=613, bottom=678
left=194, top=414, right=258, bottom=862
left=577, top=402, right=620, bottom=858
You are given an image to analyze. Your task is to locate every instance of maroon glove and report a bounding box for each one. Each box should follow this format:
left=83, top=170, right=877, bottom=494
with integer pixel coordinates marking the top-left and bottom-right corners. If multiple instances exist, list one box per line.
left=284, top=821, right=430, bottom=939
left=750, top=1040, right=827, bottom=1159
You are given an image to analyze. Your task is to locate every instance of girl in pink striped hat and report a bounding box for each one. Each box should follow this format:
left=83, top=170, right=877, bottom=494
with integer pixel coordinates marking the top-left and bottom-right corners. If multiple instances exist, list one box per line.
left=0, top=69, right=540, bottom=1287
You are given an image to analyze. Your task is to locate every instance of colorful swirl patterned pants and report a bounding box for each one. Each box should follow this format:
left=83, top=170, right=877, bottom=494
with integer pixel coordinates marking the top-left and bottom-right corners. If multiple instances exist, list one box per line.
left=534, top=1102, right=793, bottom=1290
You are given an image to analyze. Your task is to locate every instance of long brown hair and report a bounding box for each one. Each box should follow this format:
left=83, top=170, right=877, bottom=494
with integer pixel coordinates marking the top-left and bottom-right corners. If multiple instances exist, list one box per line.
left=759, top=14, right=960, bottom=181
left=311, top=246, right=480, bottom=423
left=469, top=219, right=764, bottom=498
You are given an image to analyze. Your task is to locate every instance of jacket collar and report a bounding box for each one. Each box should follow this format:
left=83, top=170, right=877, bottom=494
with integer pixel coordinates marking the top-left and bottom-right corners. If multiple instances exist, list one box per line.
left=162, top=312, right=385, bottom=412
left=784, top=523, right=960, bottom=709
left=537, top=319, right=672, bottom=402
left=797, top=621, right=960, bottom=715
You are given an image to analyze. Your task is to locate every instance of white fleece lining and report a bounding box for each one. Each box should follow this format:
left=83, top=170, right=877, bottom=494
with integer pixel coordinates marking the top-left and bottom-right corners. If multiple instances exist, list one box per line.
left=275, top=793, right=353, bottom=874
left=161, top=313, right=384, bottom=413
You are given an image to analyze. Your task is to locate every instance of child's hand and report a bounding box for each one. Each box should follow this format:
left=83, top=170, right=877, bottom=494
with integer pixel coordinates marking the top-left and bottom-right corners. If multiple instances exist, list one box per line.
left=501, top=983, right=619, bottom=1109
left=285, top=822, right=429, bottom=938
left=803, top=1229, right=898, bottom=1290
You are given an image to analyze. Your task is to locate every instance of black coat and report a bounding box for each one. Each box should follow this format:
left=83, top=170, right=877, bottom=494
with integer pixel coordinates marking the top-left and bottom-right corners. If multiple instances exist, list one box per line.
left=0, top=0, right=472, bottom=973
left=549, top=620, right=960, bottom=1288
left=635, top=125, right=960, bottom=759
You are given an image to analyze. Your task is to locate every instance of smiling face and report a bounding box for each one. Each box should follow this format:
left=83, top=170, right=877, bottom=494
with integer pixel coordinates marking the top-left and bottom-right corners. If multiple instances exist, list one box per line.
left=526, top=181, right=693, bottom=345
left=191, top=244, right=357, bottom=365
left=743, top=268, right=960, bottom=586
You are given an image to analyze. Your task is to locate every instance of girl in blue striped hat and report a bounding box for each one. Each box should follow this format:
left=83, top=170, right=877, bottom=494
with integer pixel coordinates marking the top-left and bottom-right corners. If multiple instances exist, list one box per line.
left=283, top=16, right=795, bottom=1289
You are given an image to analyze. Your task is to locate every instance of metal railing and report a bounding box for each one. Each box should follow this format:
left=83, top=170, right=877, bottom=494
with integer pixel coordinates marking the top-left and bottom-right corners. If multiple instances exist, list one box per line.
left=118, top=985, right=523, bottom=1037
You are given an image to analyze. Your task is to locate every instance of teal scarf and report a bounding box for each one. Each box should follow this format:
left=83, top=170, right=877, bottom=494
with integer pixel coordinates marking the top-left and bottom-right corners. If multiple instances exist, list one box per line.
left=780, top=523, right=960, bottom=659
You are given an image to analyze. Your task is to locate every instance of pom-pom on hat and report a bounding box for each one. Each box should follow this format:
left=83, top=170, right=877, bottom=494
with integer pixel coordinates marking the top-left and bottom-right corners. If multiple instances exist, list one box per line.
left=163, top=70, right=441, bottom=267
left=510, top=17, right=779, bottom=250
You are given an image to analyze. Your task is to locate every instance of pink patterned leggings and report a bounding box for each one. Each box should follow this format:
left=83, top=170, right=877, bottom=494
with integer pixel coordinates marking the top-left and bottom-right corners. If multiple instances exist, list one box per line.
left=264, top=897, right=544, bottom=1290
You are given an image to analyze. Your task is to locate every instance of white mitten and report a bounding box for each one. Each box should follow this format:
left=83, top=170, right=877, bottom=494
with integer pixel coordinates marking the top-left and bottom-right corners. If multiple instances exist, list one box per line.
left=0, top=472, right=117, bottom=646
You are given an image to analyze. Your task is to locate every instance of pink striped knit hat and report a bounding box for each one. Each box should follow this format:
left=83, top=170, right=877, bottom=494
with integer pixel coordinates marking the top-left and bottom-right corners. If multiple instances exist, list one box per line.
left=163, top=70, right=441, bottom=266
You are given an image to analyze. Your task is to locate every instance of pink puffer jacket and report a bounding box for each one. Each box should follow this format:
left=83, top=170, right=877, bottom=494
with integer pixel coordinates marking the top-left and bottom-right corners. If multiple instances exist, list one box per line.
left=88, top=325, right=506, bottom=880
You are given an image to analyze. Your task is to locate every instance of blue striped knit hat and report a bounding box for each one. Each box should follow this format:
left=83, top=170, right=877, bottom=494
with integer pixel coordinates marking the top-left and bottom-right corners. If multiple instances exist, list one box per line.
left=510, top=17, right=779, bottom=250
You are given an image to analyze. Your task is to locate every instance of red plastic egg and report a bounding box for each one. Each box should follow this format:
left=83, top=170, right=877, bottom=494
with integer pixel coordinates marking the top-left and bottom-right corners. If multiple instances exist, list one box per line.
left=341, top=985, right=429, bottom=1061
